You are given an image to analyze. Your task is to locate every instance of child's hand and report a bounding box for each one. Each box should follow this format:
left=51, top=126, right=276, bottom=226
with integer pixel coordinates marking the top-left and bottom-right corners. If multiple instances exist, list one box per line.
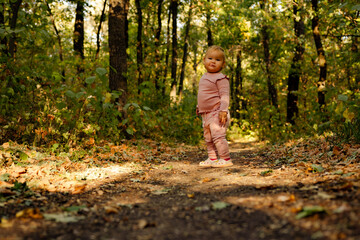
left=219, top=111, right=227, bottom=127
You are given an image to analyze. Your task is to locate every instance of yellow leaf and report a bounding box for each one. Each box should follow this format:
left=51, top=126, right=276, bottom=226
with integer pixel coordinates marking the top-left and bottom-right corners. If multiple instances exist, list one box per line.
left=343, top=108, right=355, bottom=122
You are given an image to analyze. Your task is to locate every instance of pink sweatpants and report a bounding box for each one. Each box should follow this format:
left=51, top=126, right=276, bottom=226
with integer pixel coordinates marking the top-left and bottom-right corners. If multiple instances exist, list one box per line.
left=201, top=110, right=230, bottom=160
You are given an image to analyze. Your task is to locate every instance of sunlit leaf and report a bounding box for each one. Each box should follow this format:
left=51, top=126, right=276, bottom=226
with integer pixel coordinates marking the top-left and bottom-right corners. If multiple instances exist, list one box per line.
left=311, top=164, right=324, bottom=173
left=296, top=206, right=326, bottom=219
left=211, top=201, right=230, bottom=210
left=43, top=213, right=85, bottom=223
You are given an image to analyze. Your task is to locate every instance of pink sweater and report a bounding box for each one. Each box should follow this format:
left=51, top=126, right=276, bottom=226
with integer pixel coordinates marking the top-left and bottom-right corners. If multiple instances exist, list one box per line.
left=197, top=72, right=230, bottom=114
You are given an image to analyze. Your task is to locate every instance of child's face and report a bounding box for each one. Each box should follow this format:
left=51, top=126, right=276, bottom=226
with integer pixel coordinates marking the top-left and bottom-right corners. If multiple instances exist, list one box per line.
left=203, top=50, right=225, bottom=73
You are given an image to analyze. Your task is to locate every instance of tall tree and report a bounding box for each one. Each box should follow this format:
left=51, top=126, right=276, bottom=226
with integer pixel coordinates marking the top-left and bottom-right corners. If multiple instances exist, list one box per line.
left=206, top=0, right=213, bottom=46
left=135, top=0, right=143, bottom=90
left=154, top=0, right=163, bottom=91
left=46, top=1, right=65, bottom=79
left=0, top=1, right=7, bottom=58
left=178, top=0, right=193, bottom=99
left=8, top=0, right=22, bottom=58
left=286, top=0, right=305, bottom=124
left=260, top=0, right=278, bottom=109
left=311, top=0, right=327, bottom=109
left=233, top=47, right=243, bottom=119
left=108, top=0, right=129, bottom=112
left=95, top=0, right=107, bottom=60
left=74, top=0, right=85, bottom=73
left=162, top=3, right=171, bottom=95
left=169, top=0, right=178, bottom=98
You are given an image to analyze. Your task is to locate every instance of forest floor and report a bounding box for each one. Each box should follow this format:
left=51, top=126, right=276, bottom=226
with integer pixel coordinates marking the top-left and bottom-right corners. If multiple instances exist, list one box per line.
left=0, top=137, right=359, bottom=240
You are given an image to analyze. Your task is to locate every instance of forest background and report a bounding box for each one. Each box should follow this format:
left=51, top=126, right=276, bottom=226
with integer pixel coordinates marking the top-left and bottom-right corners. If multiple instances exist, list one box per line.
left=0, top=0, right=359, bottom=150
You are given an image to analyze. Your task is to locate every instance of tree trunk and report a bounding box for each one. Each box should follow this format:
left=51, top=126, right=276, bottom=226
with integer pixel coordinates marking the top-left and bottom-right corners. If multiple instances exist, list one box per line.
left=155, top=0, right=163, bottom=91
left=0, top=2, right=8, bottom=58
left=178, top=0, right=193, bottom=99
left=74, top=0, right=85, bottom=59
left=260, top=0, right=278, bottom=109
left=169, top=0, right=178, bottom=99
left=311, top=0, right=327, bottom=108
left=163, top=3, right=171, bottom=95
left=95, top=0, right=107, bottom=60
left=46, top=2, right=65, bottom=80
left=9, top=0, right=22, bottom=58
left=135, top=0, right=143, bottom=91
left=286, top=1, right=305, bottom=124
left=206, top=0, right=213, bottom=47
left=233, top=48, right=243, bottom=120
left=74, top=0, right=85, bottom=73
left=108, top=0, right=129, bottom=111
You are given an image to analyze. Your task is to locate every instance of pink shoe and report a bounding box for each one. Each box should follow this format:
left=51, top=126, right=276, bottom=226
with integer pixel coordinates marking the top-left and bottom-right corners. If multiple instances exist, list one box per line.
left=212, top=159, right=233, bottom=168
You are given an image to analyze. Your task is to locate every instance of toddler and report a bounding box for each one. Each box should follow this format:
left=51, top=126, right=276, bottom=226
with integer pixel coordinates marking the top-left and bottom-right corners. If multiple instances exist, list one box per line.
left=197, top=45, right=233, bottom=168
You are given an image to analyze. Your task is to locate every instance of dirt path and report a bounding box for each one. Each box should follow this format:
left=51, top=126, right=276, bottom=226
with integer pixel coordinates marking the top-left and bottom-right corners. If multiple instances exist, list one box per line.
left=0, top=140, right=359, bottom=240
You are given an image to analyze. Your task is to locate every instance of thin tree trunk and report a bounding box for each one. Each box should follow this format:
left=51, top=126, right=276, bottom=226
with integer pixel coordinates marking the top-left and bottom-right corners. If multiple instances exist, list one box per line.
left=9, top=0, right=22, bottom=58
left=169, top=0, right=178, bottom=99
left=155, top=0, right=163, bottom=91
left=206, top=0, right=213, bottom=47
left=233, top=48, right=243, bottom=120
left=163, top=4, right=171, bottom=95
left=286, top=1, right=305, bottom=124
left=95, top=0, right=107, bottom=60
left=178, top=0, right=193, bottom=99
left=311, top=0, right=327, bottom=109
left=109, top=0, right=129, bottom=112
left=0, top=2, right=8, bottom=58
left=260, top=0, right=278, bottom=109
left=135, top=0, right=143, bottom=91
left=46, top=1, right=65, bottom=80
left=74, top=0, right=85, bottom=73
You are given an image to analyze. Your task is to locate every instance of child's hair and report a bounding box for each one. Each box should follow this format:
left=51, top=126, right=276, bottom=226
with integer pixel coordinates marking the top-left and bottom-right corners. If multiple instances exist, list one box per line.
left=205, top=45, right=226, bottom=61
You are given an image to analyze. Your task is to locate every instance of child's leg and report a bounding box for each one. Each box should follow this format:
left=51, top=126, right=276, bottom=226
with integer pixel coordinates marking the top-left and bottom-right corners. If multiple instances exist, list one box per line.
left=203, top=125, right=218, bottom=159
left=209, top=112, right=230, bottom=160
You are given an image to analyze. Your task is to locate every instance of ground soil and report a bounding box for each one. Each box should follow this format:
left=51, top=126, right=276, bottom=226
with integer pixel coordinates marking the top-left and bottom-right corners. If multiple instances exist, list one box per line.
left=0, top=140, right=359, bottom=240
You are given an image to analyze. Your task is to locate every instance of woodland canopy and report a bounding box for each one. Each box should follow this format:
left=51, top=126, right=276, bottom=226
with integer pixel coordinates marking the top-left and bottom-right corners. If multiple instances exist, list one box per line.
left=0, top=0, right=359, bottom=148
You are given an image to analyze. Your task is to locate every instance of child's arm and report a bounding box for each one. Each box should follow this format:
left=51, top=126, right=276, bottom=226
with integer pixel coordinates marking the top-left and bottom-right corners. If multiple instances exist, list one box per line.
left=217, top=78, right=230, bottom=127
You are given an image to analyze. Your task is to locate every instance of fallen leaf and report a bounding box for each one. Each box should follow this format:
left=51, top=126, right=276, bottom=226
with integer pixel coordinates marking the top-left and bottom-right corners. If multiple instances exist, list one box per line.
left=0, top=218, right=14, bottom=228
left=43, top=213, right=85, bottom=223
left=15, top=208, right=43, bottom=219
left=333, top=146, right=341, bottom=156
left=64, top=205, right=87, bottom=212
left=317, top=192, right=335, bottom=199
left=296, top=206, right=326, bottom=219
left=211, top=201, right=230, bottom=210
left=72, top=184, right=86, bottom=194
left=105, top=206, right=119, bottom=214
left=187, top=193, right=195, bottom=198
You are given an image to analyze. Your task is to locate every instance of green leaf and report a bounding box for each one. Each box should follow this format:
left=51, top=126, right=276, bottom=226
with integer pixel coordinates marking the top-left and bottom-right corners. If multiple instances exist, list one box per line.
left=0, top=173, right=10, bottom=182
left=211, top=201, right=230, bottom=210
left=126, top=127, right=134, bottom=135
left=338, top=94, right=348, bottom=102
left=56, top=102, right=67, bottom=110
left=64, top=205, right=87, bottom=212
left=311, top=164, right=324, bottom=173
left=260, top=169, right=273, bottom=176
left=85, top=76, right=96, bottom=85
left=95, top=68, right=107, bottom=76
left=65, top=90, right=76, bottom=99
left=143, top=106, right=152, bottom=111
left=296, top=206, right=326, bottom=219
left=19, top=151, right=28, bottom=161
